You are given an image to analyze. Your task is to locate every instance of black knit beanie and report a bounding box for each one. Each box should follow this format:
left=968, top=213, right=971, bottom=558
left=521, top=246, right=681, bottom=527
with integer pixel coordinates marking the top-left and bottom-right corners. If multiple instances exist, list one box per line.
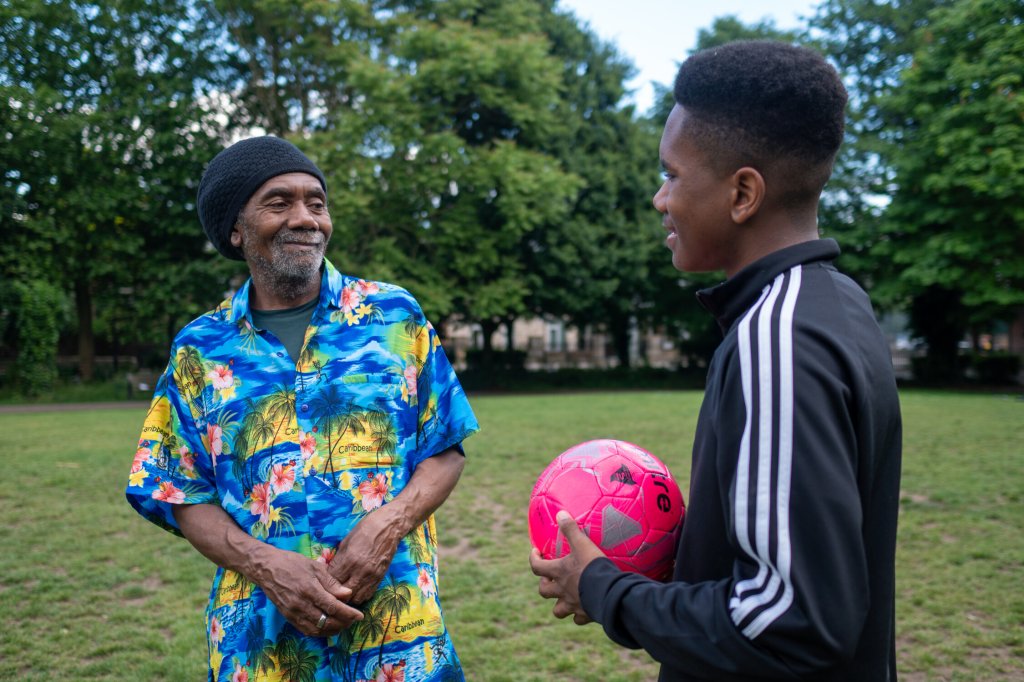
left=196, top=136, right=327, bottom=260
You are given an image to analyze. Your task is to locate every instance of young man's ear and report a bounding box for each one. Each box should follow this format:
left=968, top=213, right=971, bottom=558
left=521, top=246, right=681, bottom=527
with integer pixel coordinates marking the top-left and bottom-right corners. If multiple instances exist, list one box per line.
left=730, top=167, right=766, bottom=224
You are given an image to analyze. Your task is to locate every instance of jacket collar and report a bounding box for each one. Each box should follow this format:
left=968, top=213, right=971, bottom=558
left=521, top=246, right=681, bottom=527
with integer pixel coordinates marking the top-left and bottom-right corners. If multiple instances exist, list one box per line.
left=697, top=239, right=841, bottom=334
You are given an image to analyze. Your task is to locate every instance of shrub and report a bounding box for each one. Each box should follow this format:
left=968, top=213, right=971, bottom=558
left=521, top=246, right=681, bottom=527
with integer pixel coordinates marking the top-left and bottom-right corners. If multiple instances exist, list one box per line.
left=11, top=279, right=66, bottom=397
left=968, top=352, right=1021, bottom=386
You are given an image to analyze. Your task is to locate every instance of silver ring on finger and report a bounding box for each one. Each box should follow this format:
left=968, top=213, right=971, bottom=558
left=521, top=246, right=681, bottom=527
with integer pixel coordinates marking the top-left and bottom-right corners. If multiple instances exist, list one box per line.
left=316, top=612, right=328, bottom=630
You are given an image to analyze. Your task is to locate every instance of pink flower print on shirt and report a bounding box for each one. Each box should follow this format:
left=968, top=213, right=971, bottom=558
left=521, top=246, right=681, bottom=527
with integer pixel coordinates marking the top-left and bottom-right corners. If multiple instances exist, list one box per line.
left=417, top=566, right=436, bottom=599
left=206, top=424, right=223, bottom=466
left=249, top=482, right=272, bottom=524
left=299, top=431, right=317, bottom=460
left=403, top=364, right=418, bottom=398
left=316, top=547, right=336, bottom=564
left=152, top=481, right=185, bottom=504
left=358, top=473, right=389, bottom=511
left=231, top=662, right=249, bottom=682
left=356, top=280, right=379, bottom=296
left=209, top=615, right=225, bottom=646
left=178, top=446, right=195, bottom=472
left=270, top=463, right=295, bottom=495
left=341, top=287, right=362, bottom=313
left=207, top=365, right=234, bottom=390
left=132, top=446, right=152, bottom=473
left=376, top=661, right=406, bottom=682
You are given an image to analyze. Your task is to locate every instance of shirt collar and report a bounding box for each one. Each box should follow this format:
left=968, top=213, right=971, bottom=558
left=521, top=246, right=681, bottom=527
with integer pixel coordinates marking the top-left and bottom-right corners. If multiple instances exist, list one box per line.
left=321, top=259, right=347, bottom=310
left=228, top=259, right=345, bottom=325
left=696, top=239, right=841, bottom=334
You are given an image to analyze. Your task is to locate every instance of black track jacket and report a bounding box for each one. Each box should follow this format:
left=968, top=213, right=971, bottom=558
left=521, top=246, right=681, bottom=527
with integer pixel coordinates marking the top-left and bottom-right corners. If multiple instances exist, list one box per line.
left=579, top=239, right=902, bottom=681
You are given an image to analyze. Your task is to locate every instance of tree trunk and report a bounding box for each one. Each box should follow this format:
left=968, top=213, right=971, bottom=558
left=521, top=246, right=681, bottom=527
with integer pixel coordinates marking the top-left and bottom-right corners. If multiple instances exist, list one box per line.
left=480, top=318, right=497, bottom=356
left=504, top=316, right=515, bottom=352
left=473, top=318, right=500, bottom=383
left=76, top=277, right=95, bottom=381
left=910, top=286, right=967, bottom=383
left=610, top=315, right=631, bottom=369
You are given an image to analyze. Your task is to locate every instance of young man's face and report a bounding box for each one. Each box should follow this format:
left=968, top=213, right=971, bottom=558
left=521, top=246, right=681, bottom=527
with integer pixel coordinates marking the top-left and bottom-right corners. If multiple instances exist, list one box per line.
left=231, top=172, right=333, bottom=290
left=653, top=105, right=738, bottom=274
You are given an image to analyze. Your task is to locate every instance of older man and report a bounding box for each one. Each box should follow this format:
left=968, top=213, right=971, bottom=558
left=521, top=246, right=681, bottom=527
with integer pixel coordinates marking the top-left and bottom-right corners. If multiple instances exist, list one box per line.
left=127, top=136, right=479, bottom=682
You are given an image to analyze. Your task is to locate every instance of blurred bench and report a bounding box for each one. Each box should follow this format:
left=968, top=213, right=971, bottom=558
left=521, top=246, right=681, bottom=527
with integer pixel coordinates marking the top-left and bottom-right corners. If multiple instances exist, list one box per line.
left=126, top=368, right=160, bottom=399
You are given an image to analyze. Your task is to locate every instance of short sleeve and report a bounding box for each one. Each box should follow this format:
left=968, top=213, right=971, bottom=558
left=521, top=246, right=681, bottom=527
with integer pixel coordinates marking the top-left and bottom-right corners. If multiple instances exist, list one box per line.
left=411, top=316, right=479, bottom=470
left=124, top=354, right=219, bottom=536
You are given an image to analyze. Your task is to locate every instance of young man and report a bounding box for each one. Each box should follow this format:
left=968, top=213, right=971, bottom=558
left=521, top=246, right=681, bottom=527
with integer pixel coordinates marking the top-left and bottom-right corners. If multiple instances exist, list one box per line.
left=126, top=136, right=479, bottom=681
left=531, top=41, right=903, bottom=681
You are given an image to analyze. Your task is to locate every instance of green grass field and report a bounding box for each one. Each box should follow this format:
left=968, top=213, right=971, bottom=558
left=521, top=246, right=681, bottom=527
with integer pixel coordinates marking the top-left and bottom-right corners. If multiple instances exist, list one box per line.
left=1, top=390, right=1021, bottom=681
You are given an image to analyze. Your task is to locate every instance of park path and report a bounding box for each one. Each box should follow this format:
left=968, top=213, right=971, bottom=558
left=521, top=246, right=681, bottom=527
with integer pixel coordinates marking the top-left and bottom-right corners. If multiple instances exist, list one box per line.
left=0, top=401, right=149, bottom=414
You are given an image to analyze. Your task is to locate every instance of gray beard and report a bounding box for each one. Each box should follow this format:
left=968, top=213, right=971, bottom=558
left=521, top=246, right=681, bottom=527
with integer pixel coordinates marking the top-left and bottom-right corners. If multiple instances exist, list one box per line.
left=239, top=221, right=327, bottom=303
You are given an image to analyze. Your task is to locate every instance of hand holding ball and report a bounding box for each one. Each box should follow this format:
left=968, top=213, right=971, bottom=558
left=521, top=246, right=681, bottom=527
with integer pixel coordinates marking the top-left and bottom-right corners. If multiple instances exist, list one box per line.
left=528, top=439, right=685, bottom=581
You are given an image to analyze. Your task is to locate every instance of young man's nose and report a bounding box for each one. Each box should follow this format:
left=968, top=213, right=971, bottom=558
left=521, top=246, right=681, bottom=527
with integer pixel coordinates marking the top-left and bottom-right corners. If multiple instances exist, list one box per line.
left=652, top=182, right=668, bottom=213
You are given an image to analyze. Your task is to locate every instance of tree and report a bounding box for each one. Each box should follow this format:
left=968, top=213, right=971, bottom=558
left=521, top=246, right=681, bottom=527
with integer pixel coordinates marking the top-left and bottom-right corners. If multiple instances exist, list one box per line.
left=308, top=1, right=582, bottom=356
left=520, top=6, right=668, bottom=367
left=811, top=0, right=1023, bottom=379
left=810, top=0, right=950, bottom=286
left=695, top=14, right=801, bottom=48
left=873, top=0, right=1024, bottom=378
left=0, top=0, right=233, bottom=382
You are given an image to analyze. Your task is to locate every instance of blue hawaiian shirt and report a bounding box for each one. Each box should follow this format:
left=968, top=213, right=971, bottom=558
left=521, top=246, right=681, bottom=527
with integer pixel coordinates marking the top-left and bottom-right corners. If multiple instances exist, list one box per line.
left=126, top=260, right=479, bottom=682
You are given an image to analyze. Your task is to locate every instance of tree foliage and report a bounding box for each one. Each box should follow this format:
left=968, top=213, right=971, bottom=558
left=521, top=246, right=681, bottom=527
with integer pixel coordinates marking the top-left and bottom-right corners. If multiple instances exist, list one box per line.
left=0, top=0, right=235, bottom=382
left=1, top=0, right=1020, bottom=390
left=875, top=0, right=1024, bottom=375
left=813, top=0, right=1023, bottom=377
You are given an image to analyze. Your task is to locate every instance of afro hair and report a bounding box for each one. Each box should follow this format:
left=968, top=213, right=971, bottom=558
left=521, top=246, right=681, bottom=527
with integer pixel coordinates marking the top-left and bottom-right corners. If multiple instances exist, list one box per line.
left=673, top=41, right=848, bottom=205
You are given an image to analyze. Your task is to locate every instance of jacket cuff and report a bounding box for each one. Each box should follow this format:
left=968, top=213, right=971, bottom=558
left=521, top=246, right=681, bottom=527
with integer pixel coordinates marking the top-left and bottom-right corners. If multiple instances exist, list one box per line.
left=579, top=557, right=643, bottom=650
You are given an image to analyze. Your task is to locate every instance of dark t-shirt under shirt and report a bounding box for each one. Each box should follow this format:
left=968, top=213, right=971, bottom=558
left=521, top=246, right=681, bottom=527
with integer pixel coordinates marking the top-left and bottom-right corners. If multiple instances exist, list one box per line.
left=250, top=297, right=317, bottom=364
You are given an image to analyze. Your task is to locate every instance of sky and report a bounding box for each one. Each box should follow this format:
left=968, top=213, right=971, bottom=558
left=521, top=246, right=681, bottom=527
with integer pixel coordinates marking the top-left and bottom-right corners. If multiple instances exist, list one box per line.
left=554, top=0, right=820, bottom=114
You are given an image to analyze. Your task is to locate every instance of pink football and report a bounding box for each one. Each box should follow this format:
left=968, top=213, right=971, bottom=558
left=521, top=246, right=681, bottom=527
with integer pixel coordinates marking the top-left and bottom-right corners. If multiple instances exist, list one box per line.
left=528, top=439, right=685, bottom=581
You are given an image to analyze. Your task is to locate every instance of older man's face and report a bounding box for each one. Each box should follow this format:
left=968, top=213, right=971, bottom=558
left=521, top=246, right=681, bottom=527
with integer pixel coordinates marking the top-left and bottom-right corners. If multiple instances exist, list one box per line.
left=231, top=172, right=332, bottom=299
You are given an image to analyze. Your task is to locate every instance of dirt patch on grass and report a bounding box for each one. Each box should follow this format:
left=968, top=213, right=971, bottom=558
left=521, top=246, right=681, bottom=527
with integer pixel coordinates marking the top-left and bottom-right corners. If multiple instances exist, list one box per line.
left=617, top=646, right=656, bottom=675
left=119, top=575, right=165, bottom=606
left=901, top=492, right=936, bottom=505
left=439, top=535, right=480, bottom=563
left=441, top=492, right=509, bottom=563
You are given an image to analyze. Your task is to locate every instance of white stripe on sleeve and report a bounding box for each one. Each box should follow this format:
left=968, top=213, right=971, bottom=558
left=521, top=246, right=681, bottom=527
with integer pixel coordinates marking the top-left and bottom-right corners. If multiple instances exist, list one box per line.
left=729, top=266, right=802, bottom=639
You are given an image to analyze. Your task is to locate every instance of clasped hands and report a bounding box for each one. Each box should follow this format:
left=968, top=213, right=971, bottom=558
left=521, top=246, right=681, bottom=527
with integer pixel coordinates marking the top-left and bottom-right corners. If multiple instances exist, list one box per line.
left=260, top=506, right=405, bottom=637
left=529, top=510, right=607, bottom=625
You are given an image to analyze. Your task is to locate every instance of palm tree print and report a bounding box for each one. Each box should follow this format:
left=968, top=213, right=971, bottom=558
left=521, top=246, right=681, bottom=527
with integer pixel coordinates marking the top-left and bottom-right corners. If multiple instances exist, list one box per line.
left=274, top=633, right=321, bottom=682
left=406, top=525, right=431, bottom=566
left=234, top=397, right=273, bottom=491
left=174, top=345, right=205, bottom=399
left=244, top=614, right=276, bottom=677
left=372, top=575, right=413, bottom=668
left=257, top=384, right=296, bottom=477
left=310, top=383, right=364, bottom=488
left=365, top=408, right=397, bottom=469
left=335, top=603, right=387, bottom=682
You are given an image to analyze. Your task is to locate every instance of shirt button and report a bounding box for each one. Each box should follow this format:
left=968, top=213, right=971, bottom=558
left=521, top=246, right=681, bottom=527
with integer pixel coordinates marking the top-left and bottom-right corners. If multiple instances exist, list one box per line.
left=314, top=529, right=323, bottom=539
left=276, top=351, right=284, bottom=358
left=301, top=404, right=309, bottom=413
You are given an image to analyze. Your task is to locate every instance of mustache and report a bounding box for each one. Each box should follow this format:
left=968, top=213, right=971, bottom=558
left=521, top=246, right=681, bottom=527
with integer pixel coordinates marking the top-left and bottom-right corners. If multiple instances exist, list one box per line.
left=275, top=232, right=325, bottom=247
